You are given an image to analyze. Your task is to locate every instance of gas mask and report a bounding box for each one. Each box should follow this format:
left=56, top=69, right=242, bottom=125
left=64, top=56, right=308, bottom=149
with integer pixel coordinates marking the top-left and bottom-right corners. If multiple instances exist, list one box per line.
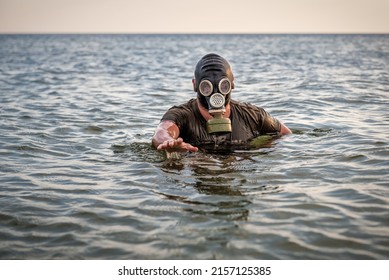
left=198, top=77, right=232, bottom=134
left=194, top=53, right=234, bottom=134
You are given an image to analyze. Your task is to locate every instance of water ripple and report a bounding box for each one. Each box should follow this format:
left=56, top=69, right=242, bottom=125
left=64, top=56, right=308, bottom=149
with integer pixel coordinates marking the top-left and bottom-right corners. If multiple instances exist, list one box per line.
left=0, top=34, right=388, bottom=259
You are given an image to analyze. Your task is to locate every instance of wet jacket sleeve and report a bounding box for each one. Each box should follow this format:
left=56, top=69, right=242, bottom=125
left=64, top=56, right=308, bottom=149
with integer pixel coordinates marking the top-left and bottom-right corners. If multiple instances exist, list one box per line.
left=161, top=105, right=189, bottom=131
left=257, top=108, right=282, bottom=134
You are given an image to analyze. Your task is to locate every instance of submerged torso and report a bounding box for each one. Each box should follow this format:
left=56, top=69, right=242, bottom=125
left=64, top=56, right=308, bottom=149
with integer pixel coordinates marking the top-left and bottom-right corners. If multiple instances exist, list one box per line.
left=161, top=99, right=281, bottom=151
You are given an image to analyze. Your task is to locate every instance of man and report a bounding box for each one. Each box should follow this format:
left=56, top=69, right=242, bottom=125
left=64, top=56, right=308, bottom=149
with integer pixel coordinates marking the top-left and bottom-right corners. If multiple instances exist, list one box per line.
left=152, top=53, right=292, bottom=153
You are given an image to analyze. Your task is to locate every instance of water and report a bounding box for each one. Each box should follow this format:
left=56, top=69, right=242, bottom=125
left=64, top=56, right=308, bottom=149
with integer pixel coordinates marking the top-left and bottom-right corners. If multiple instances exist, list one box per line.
left=0, top=34, right=388, bottom=259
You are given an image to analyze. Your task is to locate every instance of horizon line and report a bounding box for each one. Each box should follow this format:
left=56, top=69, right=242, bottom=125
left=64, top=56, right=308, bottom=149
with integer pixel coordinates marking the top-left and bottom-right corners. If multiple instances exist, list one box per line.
left=1, top=32, right=389, bottom=36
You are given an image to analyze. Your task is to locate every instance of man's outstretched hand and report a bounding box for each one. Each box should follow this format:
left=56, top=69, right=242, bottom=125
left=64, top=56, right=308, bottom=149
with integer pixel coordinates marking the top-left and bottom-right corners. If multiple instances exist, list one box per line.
left=157, top=137, right=198, bottom=153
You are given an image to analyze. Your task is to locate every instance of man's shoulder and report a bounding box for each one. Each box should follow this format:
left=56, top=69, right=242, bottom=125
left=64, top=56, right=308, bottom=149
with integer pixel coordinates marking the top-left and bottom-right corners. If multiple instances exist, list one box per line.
left=230, top=99, right=263, bottom=112
left=162, top=99, right=197, bottom=122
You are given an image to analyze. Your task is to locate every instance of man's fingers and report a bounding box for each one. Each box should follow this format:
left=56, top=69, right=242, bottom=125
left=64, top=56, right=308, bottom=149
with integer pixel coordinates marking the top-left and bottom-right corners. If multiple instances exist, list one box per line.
left=187, top=145, right=198, bottom=152
left=157, top=138, right=198, bottom=153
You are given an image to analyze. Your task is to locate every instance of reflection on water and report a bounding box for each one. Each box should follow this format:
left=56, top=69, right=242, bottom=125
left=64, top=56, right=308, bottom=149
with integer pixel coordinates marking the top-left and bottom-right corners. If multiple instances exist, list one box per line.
left=159, top=147, right=285, bottom=223
left=0, top=34, right=388, bottom=259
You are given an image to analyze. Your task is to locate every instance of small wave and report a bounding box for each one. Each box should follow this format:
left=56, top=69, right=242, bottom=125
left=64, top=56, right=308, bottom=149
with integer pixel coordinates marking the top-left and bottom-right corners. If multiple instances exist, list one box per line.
left=84, top=125, right=104, bottom=134
left=111, top=142, right=165, bottom=163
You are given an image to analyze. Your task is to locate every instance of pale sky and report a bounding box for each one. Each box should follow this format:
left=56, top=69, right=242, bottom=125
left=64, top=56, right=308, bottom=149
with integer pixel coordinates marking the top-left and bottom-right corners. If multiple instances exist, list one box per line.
left=0, top=0, right=388, bottom=33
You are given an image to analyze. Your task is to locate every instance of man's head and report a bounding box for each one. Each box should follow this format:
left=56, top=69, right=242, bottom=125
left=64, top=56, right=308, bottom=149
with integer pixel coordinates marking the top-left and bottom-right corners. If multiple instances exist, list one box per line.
left=193, top=53, right=234, bottom=112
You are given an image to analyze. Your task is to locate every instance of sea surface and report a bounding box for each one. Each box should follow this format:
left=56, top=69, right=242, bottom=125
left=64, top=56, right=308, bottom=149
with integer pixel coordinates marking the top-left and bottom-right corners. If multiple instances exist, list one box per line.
left=0, top=34, right=388, bottom=259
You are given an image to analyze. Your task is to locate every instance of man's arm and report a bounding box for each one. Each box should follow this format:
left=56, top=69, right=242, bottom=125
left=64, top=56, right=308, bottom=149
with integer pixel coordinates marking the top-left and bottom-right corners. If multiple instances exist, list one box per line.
left=280, top=122, right=292, bottom=135
left=152, top=120, right=198, bottom=153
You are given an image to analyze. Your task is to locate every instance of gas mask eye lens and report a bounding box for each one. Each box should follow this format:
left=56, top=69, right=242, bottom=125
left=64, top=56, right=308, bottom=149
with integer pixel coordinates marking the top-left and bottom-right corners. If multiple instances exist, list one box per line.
left=218, top=78, right=231, bottom=95
left=199, top=80, right=213, bottom=96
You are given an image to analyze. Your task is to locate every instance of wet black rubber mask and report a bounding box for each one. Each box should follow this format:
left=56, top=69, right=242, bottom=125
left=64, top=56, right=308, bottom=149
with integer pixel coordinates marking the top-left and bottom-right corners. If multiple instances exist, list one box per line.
left=194, top=53, right=234, bottom=111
